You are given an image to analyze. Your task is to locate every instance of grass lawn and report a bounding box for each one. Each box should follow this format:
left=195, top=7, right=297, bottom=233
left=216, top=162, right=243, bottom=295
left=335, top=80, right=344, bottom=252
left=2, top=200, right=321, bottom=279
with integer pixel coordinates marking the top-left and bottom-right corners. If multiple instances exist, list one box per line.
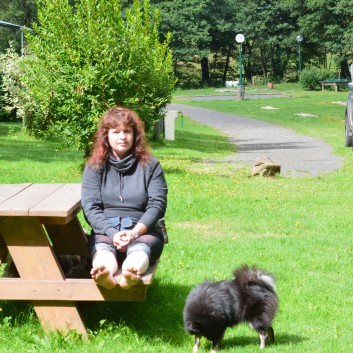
left=0, top=85, right=353, bottom=352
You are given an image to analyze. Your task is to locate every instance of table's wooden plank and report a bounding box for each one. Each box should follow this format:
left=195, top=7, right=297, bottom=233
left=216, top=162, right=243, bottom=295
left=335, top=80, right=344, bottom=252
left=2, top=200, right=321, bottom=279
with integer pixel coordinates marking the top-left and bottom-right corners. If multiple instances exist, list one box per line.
left=0, top=262, right=158, bottom=301
left=0, top=216, right=87, bottom=336
left=39, top=215, right=76, bottom=225
left=30, top=183, right=81, bottom=218
left=0, top=278, right=149, bottom=301
left=0, top=184, right=64, bottom=216
left=0, top=183, right=32, bottom=204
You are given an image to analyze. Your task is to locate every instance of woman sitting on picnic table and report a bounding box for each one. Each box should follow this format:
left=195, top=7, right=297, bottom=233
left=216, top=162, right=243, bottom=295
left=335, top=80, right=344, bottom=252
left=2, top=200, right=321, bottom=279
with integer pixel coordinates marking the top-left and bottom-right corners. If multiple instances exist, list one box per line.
left=81, top=106, right=168, bottom=289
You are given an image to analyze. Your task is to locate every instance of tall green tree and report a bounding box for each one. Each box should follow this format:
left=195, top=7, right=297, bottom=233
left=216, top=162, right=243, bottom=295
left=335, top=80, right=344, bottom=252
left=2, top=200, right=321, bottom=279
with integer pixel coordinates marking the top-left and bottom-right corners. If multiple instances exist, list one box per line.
left=233, top=0, right=296, bottom=81
left=285, top=0, right=353, bottom=77
left=198, top=0, right=240, bottom=85
left=324, top=0, right=353, bottom=77
left=0, top=0, right=175, bottom=154
left=335, top=0, right=353, bottom=77
left=150, top=0, right=211, bottom=84
left=0, top=0, right=37, bottom=53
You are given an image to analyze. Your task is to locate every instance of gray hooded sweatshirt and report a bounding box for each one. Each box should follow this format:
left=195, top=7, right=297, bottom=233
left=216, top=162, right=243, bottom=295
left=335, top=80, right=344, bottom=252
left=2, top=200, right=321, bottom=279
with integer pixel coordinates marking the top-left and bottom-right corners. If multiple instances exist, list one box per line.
left=81, top=153, right=168, bottom=238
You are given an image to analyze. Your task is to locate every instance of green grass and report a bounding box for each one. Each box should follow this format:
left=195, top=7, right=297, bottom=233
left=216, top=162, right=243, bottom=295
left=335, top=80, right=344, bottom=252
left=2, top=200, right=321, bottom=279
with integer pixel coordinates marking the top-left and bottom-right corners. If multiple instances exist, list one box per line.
left=1, top=85, right=353, bottom=352
left=0, top=123, right=83, bottom=183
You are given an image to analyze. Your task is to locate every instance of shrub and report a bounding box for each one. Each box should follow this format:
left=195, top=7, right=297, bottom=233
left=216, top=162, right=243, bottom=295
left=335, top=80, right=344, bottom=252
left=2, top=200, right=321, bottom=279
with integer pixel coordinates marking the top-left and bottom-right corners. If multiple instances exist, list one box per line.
left=0, top=0, right=176, bottom=155
left=299, top=67, right=335, bottom=90
left=175, top=62, right=203, bottom=89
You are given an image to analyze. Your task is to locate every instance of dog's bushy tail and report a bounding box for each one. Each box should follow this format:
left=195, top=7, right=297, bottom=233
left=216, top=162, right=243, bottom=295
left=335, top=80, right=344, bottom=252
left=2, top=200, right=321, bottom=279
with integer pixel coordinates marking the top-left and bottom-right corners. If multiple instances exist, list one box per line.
left=233, top=265, right=276, bottom=293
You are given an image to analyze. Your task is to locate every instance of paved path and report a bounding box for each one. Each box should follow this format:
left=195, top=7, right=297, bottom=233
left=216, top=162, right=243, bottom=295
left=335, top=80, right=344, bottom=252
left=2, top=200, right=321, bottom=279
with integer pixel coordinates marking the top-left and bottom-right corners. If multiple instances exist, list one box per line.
left=167, top=103, right=344, bottom=177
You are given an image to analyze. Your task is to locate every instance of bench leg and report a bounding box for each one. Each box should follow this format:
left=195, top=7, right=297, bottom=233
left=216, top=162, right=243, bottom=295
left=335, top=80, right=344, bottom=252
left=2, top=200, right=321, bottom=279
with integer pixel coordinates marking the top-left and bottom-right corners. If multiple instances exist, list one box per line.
left=0, top=216, right=87, bottom=337
left=34, top=301, right=87, bottom=337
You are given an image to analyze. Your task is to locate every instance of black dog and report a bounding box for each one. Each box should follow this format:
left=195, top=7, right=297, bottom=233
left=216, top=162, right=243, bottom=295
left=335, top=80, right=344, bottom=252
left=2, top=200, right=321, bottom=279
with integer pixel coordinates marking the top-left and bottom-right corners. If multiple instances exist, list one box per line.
left=183, top=265, right=278, bottom=352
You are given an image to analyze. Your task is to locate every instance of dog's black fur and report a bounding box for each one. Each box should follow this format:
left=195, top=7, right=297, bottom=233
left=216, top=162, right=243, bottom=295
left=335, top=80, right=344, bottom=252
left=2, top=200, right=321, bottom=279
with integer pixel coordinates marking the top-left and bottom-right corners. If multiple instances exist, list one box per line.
left=58, top=255, right=91, bottom=278
left=183, top=265, right=278, bottom=352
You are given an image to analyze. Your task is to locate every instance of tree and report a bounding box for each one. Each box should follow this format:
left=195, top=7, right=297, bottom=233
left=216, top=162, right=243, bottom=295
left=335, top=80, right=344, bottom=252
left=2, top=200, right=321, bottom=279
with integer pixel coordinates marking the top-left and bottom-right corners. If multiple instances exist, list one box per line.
left=232, top=0, right=296, bottom=82
left=150, top=0, right=211, bottom=85
left=0, top=0, right=175, bottom=155
left=286, top=0, right=353, bottom=78
left=207, top=0, right=238, bottom=84
left=0, top=0, right=37, bottom=53
left=335, top=0, right=353, bottom=77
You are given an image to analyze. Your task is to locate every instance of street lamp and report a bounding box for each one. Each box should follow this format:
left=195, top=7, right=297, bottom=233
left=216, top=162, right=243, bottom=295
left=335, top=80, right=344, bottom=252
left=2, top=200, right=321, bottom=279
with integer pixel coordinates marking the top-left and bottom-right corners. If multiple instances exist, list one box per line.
left=296, top=34, right=303, bottom=75
left=235, top=33, right=245, bottom=99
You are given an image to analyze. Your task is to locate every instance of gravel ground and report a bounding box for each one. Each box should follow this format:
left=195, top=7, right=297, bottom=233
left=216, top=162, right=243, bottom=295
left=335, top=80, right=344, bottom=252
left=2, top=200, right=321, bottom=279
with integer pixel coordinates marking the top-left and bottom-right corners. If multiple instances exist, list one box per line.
left=167, top=103, right=344, bottom=177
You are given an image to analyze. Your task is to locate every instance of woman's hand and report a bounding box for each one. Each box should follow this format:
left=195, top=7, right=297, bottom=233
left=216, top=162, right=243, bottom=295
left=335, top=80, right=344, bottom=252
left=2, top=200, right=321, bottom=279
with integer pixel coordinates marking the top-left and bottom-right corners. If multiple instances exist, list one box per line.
left=113, top=229, right=139, bottom=251
left=113, top=231, right=128, bottom=251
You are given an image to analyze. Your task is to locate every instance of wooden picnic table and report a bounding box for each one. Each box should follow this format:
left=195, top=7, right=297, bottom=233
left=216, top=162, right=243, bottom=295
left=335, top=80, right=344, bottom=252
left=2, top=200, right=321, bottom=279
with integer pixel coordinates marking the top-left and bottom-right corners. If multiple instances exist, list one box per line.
left=0, top=183, right=157, bottom=337
left=320, top=79, right=349, bottom=92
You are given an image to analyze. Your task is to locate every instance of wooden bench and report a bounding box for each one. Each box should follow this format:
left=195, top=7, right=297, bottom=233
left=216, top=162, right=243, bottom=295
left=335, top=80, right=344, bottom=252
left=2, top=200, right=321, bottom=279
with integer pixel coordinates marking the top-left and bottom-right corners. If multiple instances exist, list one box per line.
left=0, top=183, right=158, bottom=337
left=320, top=79, right=349, bottom=92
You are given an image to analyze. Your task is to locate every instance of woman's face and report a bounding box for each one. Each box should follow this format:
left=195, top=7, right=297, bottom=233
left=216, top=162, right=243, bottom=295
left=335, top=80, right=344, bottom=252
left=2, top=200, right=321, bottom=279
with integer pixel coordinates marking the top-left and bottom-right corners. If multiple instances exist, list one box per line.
left=108, top=124, right=134, bottom=160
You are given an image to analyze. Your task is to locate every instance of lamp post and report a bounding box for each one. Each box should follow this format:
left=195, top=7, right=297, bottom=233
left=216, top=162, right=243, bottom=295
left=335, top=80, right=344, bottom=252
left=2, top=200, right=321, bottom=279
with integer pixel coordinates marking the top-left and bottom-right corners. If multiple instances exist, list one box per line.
left=296, top=34, right=303, bottom=76
left=235, top=33, right=245, bottom=99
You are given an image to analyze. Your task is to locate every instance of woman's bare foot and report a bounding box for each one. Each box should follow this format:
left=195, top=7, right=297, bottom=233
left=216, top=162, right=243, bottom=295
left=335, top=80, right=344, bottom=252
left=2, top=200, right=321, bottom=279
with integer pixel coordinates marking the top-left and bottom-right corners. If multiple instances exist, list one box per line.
left=119, top=267, right=141, bottom=289
left=91, top=265, right=117, bottom=289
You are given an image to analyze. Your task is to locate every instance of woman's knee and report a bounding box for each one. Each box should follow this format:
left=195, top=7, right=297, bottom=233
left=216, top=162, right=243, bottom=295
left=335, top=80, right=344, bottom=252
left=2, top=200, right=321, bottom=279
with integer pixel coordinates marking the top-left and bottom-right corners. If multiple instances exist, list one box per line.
left=92, top=250, right=118, bottom=273
left=123, top=250, right=149, bottom=273
left=132, top=234, right=164, bottom=263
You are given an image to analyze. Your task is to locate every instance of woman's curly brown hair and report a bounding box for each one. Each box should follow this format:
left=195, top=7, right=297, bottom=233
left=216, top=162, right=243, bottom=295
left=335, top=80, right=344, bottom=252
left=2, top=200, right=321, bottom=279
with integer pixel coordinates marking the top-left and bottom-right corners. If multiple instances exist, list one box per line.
left=87, top=106, right=151, bottom=169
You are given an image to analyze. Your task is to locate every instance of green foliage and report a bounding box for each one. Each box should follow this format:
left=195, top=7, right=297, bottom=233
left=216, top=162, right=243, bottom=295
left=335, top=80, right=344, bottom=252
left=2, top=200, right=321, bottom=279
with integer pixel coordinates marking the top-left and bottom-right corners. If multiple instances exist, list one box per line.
left=0, top=0, right=176, bottom=153
left=174, top=62, right=204, bottom=89
left=152, top=0, right=211, bottom=61
left=299, top=67, right=334, bottom=90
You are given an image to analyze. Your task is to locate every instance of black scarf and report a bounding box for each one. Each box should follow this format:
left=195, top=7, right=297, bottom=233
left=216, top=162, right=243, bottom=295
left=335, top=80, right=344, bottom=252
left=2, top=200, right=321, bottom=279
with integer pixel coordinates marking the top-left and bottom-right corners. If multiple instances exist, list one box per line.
left=108, top=153, right=138, bottom=202
left=108, top=153, right=137, bottom=174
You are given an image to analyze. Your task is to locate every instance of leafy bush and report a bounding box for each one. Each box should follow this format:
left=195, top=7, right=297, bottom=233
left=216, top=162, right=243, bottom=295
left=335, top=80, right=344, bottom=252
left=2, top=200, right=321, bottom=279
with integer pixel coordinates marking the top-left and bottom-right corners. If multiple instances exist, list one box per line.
left=299, top=67, right=334, bottom=90
left=0, top=0, right=176, bottom=155
left=175, top=62, right=203, bottom=89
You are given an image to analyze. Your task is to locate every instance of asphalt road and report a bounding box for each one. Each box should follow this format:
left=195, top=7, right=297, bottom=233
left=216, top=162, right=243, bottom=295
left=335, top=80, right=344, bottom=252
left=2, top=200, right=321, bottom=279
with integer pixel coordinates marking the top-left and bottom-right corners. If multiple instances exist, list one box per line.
left=167, top=103, right=344, bottom=177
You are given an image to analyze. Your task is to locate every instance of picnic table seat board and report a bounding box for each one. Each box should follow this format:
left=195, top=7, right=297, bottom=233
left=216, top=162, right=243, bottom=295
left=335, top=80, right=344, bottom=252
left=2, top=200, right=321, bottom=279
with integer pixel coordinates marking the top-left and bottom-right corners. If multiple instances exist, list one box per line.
left=0, top=261, right=158, bottom=301
left=0, top=183, right=159, bottom=337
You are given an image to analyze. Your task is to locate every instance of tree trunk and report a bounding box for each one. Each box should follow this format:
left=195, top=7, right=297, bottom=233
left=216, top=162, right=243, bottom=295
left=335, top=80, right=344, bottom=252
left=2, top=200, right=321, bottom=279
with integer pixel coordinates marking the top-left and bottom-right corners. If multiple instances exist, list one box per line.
left=244, top=44, right=252, bottom=82
left=222, top=45, right=231, bottom=83
left=260, top=46, right=267, bottom=78
left=201, top=57, right=210, bottom=85
left=340, top=59, right=349, bottom=79
left=270, top=44, right=275, bottom=78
